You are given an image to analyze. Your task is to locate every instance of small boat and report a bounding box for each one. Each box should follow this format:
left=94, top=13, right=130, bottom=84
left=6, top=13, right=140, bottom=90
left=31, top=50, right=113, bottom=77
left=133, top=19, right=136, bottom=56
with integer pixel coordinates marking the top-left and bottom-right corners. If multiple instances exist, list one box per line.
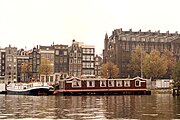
left=6, top=82, right=53, bottom=95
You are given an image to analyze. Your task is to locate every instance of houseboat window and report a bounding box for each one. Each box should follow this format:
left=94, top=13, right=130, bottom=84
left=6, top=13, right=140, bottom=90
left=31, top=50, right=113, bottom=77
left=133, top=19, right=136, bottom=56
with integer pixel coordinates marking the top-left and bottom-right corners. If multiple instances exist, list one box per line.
left=87, top=81, right=95, bottom=87
left=135, top=80, right=141, bottom=87
left=108, top=80, right=114, bottom=87
left=100, top=81, right=106, bottom=87
left=72, top=81, right=81, bottom=87
left=124, top=80, right=130, bottom=87
left=116, top=80, right=122, bottom=87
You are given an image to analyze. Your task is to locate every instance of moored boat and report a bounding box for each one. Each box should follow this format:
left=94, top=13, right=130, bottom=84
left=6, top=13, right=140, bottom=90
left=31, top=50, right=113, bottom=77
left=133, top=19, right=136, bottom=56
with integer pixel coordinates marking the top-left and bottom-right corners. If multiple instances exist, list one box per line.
left=54, top=76, right=151, bottom=95
left=7, top=82, right=53, bottom=95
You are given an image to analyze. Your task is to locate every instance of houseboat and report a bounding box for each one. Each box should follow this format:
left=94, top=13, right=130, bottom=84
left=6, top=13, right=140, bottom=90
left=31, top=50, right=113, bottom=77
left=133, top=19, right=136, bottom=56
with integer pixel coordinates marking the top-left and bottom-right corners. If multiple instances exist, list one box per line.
left=53, top=76, right=151, bottom=95
left=7, top=82, right=53, bottom=95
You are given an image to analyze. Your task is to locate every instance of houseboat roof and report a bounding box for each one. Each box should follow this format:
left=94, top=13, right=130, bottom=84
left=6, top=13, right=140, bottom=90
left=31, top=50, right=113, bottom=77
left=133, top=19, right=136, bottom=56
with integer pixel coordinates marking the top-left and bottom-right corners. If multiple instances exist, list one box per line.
left=64, top=76, right=147, bottom=81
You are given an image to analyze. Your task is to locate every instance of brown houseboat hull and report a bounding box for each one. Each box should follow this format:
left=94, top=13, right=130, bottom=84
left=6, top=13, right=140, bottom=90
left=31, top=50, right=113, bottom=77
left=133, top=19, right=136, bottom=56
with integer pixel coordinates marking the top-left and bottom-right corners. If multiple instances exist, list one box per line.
left=53, top=89, right=151, bottom=95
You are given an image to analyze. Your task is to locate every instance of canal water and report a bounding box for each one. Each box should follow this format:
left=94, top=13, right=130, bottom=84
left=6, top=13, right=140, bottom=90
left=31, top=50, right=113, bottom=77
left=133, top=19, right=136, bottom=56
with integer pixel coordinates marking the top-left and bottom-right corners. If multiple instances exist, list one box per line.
left=0, top=94, right=179, bottom=120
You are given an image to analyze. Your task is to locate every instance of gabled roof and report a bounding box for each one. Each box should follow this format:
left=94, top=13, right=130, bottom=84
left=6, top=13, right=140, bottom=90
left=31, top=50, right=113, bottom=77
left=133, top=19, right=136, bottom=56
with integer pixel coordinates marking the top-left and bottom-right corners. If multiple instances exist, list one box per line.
left=66, top=77, right=81, bottom=81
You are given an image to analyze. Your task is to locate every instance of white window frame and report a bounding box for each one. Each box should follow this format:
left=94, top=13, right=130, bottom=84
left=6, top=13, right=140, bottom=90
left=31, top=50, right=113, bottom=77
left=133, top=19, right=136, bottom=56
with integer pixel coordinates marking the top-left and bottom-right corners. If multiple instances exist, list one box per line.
left=87, top=80, right=95, bottom=87
left=55, top=50, right=59, bottom=55
left=135, top=80, right=141, bottom=87
left=72, top=80, right=81, bottom=87
left=124, top=80, right=130, bottom=87
left=108, top=80, right=114, bottom=87
left=116, top=80, right=122, bottom=87
left=100, top=80, right=106, bottom=87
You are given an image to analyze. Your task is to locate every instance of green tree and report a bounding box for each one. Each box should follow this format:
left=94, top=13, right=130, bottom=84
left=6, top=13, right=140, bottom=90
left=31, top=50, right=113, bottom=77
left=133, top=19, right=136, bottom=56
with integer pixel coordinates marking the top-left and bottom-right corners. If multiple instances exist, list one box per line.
left=128, top=46, right=146, bottom=77
left=39, top=58, right=53, bottom=82
left=101, top=62, right=119, bottom=78
left=143, top=50, right=168, bottom=80
left=172, top=61, right=180, bottom=87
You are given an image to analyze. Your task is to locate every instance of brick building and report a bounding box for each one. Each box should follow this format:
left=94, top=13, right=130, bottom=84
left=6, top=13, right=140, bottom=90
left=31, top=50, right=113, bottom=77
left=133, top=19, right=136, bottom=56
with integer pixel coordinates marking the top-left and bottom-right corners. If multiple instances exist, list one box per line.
left=103, top=28, right=180, bottom=78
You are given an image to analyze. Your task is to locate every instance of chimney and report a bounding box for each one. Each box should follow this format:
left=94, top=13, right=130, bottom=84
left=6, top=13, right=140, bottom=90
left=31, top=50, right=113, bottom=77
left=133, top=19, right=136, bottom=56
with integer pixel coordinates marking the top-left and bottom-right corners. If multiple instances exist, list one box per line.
left=129, top=29, right=132, bottom=33
left=166, top=31, right=169, bottom=36
left=120, top=28, right=122, bottom=32
left=175, top=31, right=178, bottom=35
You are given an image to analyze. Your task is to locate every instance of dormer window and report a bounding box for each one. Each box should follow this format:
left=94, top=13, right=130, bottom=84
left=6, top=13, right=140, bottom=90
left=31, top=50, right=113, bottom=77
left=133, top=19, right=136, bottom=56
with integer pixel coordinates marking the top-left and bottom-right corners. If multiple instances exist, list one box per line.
left=135, top=79, right=141, bottom=87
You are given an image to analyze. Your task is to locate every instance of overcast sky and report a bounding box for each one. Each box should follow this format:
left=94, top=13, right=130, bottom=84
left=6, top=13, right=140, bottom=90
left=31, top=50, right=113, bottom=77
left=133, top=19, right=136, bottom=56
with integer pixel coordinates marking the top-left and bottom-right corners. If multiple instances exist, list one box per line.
left=0, top=0, right=180, bottom=55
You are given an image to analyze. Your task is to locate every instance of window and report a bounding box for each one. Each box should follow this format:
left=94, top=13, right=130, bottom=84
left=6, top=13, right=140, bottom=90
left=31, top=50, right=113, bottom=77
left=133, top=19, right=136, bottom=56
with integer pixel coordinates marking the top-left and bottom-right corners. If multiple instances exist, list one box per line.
left=37, top=54, right=40, bottom=58
left=90, top=63, right=94, bottom=68
left=64, top=51, right=67, bottom=55
left=87, top=81, right=95, bottom=87
left=64, top=58, right=67, bottom=63
left=50, top=76, right=54, bottom=82
left=122, top=37, right=126, bottom=40
left=83, top=56, right=86, bottom=61
left=91, top=56, right=94, bottom=61
left=78, top=59, right=81, bottom=64
left=70, top=59, right=73, bottom=63
left=37, top=60, right=40, bottom=64
left=90, top=49, right=94, bottom=54
left=124, top=80, right=130, bottom=87
left=151, top=38, right=155, bottom=42
left=55, top=50, right=59, bottom=55
left=60, top=57, right=63, bottom=63
left=108, top=80, right=114, bottom=87
left=135, top=79, right=141, bottom=87
left=141, top=38, right=145, bottom=41
left=132, top=37, right=136, bottom=41
left=78, top=53, right=81, bottom=57
left=72, top=80, right=81, bottom=87
left=100, top=80, right=106, bottom=87
left=116, top=80, right=122, bottom=87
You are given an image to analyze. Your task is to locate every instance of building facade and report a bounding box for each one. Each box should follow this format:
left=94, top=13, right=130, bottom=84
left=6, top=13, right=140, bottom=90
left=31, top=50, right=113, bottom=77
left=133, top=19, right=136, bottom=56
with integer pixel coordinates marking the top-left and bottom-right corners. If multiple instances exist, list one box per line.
left=54, top=44, right=69, bottom=80
left=103, top=28, right=180, bottom=78
left=68, top=40, right=82, bottom=77
left=39, top=45, right=54, bottom=82
left=5, top=45, right=17, bottom=82
left=0, top=49, right=6, bottom=82
left=29, top=47, right=40, bottom=80
left=17, top=49, right=29, bottom=82
left=94, top=55, right=103, bottom=78
left=81, top=45, right=95, bottom=76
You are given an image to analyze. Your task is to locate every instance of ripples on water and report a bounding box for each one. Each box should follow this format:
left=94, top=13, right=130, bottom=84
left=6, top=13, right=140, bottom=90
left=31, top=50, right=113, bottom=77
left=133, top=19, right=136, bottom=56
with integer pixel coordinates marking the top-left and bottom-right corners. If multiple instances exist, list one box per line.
left=0, top=94, right=180, bottom=119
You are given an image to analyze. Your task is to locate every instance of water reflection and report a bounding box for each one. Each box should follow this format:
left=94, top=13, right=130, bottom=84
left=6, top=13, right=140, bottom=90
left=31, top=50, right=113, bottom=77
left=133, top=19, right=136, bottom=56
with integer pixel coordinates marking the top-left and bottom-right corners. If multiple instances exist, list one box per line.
left=0, top=94, right=179, bottom=119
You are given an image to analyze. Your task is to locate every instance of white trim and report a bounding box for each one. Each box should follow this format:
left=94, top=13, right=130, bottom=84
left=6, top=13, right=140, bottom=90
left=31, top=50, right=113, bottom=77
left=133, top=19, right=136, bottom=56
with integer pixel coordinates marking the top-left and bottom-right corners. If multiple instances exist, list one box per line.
left=135, top=80, right=141, bottom=87
left=72, top=80, right=81, bottom=88
left=87, top=80, right=95, bottom=87
left=108, top=80, right=114, bottom=87
left=124, top=80, right=130, bottom=87
left=116, top=80, right=122, bottom=87
left=100, top=80, right=106, bottom=87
